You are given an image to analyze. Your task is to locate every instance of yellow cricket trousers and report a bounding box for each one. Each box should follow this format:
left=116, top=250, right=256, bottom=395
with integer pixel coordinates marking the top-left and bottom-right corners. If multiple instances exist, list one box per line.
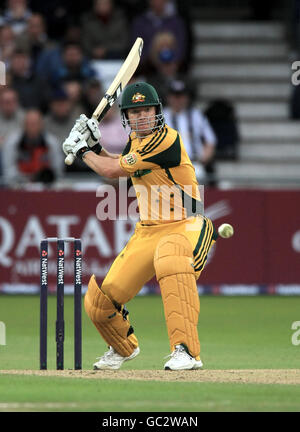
left=101, top=215, right=217, bottom=305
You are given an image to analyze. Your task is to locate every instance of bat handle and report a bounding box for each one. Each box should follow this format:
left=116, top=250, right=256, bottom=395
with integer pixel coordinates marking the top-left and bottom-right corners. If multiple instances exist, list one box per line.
left=65, top=153, right=75, bottom=165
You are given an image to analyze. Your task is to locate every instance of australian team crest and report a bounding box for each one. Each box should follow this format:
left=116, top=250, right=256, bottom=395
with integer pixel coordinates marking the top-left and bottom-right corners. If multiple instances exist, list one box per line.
left=132, top=93, right=146, bottom=103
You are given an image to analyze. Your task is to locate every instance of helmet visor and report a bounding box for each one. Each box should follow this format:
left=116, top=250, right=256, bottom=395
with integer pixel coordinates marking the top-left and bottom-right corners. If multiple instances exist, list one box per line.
left=121, top=109, right=164, bottom=138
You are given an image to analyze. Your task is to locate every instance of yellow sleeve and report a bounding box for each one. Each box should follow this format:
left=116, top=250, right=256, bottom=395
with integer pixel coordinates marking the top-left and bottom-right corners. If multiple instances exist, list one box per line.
left=119, top=126, right=181, bottom=174
left=119, top=149, right=157, bottom=173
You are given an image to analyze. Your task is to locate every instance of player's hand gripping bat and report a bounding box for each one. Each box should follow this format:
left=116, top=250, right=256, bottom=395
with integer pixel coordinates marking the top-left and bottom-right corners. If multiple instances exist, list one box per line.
left=64, top=37, right=144, bottom=165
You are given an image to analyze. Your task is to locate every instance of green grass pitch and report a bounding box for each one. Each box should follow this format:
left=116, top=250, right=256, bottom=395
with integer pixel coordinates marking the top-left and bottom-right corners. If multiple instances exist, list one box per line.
left=0, top=295, right=300, bottom=412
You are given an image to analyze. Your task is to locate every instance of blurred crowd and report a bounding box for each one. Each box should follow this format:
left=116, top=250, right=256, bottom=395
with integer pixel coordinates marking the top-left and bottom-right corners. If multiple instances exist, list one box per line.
left=0, top=0, right=239, bottom=187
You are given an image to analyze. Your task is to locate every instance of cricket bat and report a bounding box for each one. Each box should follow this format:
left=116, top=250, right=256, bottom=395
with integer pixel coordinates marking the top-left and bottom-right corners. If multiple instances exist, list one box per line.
left=65, top=37, right=144, bottom=165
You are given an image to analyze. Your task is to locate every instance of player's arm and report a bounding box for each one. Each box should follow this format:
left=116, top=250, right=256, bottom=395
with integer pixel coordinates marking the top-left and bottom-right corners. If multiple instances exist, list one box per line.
left=64, top=114, right=122, bottom=164
left=62, top=128, right=127, bottom=178
left=201, top=143, right=215, bottom=165
left=99, top=148, right=120, bottom=159
left=83, top=151, right=128, bottom=178
left=199, top=115, right=216, bottom=165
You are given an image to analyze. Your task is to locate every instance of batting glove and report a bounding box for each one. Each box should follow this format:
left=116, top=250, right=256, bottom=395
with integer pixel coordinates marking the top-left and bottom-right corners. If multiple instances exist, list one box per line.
left=62, top=131, right=91, bottom=161
left=72, top=114, right=102, bottom=154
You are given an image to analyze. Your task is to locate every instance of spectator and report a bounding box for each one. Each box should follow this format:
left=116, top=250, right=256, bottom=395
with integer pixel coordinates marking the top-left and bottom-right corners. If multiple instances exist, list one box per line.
left=172, top=0, right=194, bottom=70
left=81, top=78, right=103, bottom=117
left=62, top=80, right=85, bottom=118
left=57, top=81, right=95, bottom=174
left=44, top=88, right=78, bottom=144
left=148, top=30, right=177, bottom=70
left=99, top=103, right=128, bottom=154
left=63, top=24, right=82, bottom=45
left=34, top=24, right=84, bottom=85
left=29, top=1, right=92, bottom=41
left=0, top=24, right=17, bottom=66
left=131, top=0, right=187, bottom=71
left=15, top=14, right=55, bottom=73
left=0, top=87, right=24, bottom=146
left=0, top=0, right=32, bottom=35
left=116, top=0, right=146, bottom=21
left=205, top=99, right=239, bottom=161
left=9, top=49, right=50, bottom=111
left=81, top=0, right=129, bottom=60
left=2, top=109, right=63, bottom=184
left=58, top=42, right=96, bottom=84
left=0, top=87, right=24, bottom=176
left=38, top=41, right=96, bottom=88
left=164, top=80, right=217, bottom=185
left=145, top=31, right=183, bottom=104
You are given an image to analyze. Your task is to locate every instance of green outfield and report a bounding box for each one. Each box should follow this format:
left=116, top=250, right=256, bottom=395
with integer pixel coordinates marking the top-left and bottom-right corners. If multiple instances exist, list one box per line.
left=0, top=295, right=300, bottom=412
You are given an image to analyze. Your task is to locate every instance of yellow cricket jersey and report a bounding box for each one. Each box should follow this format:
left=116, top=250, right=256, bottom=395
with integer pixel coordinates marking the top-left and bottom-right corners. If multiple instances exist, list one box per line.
left=119, top=124, right=203, bottom=225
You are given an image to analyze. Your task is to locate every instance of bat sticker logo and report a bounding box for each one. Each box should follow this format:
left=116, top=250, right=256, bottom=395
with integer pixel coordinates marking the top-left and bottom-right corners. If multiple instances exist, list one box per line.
left=105, top=93, right=116, bottom=106
left=59, top=250, right=64, bottom=257
left=116, top=84, right=122, bottom=98
left=105, top=84, right=122, bottom=107
left=42, top=250, right=47, bottom=257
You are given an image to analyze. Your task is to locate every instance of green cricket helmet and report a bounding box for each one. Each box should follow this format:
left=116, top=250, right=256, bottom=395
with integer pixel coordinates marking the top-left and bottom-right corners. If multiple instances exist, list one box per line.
left=120, top=82, right=165, bottom=136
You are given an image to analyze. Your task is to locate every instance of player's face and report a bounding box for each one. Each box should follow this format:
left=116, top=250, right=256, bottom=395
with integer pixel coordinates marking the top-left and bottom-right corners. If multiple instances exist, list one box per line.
left=127, top=106, right=157, bottom=137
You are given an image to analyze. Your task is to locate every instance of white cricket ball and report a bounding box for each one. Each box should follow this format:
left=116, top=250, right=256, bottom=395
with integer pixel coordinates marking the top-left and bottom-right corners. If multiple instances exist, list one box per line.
left=218, top=223, right=234, bottom=238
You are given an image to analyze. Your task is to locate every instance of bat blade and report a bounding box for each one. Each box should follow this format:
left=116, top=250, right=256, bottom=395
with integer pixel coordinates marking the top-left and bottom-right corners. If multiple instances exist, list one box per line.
left=64, top=37, right=143, bottom=165
left=93, top=37, right=143, bottom=121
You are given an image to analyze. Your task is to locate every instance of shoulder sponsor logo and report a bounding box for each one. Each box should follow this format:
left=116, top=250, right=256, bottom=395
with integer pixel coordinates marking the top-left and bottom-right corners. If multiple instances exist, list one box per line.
left=123, top=152, right=137, bottom=166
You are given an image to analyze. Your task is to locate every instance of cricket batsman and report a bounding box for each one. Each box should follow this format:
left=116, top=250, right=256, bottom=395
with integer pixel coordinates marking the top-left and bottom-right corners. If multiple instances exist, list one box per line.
left=62, top=82, right=219, bottom=370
